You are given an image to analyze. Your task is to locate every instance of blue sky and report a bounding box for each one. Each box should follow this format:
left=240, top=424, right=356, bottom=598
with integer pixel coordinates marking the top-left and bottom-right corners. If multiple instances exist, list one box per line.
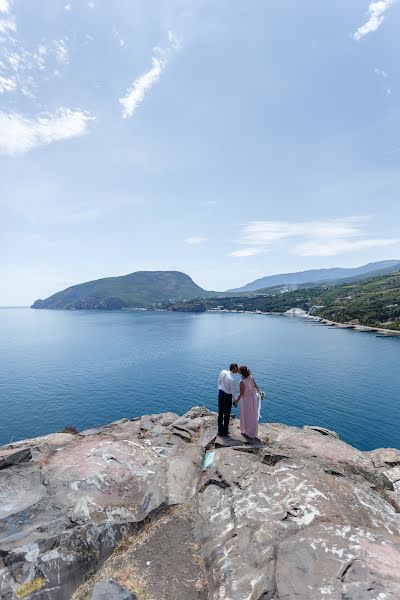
left=1, top=0, right=400, bottom=304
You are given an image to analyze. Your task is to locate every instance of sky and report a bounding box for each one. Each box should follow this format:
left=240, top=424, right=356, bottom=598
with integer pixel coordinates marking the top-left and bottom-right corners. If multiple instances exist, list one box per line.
left=1, top=0, right=400, bottom=304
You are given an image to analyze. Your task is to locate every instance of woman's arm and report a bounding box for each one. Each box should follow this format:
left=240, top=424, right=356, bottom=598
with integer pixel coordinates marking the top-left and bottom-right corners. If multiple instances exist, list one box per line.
left=234, top=381, right=244, bottom=407
left=253, top=378, right=260, bottom=394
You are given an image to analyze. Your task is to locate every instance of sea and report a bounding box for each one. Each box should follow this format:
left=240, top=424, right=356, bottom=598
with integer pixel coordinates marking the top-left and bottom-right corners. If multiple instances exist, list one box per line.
left=0, top=307, right=399, bottom=451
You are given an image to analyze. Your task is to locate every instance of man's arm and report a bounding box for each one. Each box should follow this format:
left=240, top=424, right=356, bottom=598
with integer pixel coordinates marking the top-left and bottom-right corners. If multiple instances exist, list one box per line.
left=230, top=375, right=237, bottom=401
left=217, top=371, right=222, bottom=389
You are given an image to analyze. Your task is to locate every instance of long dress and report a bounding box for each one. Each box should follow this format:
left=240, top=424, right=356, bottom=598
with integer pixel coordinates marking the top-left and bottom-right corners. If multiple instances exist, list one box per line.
left=240, top=376, right=259, bottom=438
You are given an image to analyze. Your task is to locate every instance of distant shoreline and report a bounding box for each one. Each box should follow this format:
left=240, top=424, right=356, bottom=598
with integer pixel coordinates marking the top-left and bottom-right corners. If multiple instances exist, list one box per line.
left=5, top=305, right=400, bottom=337
left=206, top=308, right=400, bottom=337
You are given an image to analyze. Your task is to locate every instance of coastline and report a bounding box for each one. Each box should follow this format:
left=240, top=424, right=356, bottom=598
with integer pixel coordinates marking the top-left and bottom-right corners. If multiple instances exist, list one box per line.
left=304, top=314, right=400, bottom=336
left=206, top=308, right=400, bottom=337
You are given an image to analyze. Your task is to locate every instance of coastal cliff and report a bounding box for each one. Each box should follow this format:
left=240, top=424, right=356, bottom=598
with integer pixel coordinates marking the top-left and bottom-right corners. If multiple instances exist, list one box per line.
left=1, top=408, right=400, bottom=600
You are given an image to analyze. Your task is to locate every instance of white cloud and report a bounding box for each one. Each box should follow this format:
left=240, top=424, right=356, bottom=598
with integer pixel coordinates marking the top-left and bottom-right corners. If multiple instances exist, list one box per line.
left=231, top=218, right=400, bottom=258
left=0, top=108, right=94, bottom=156
left=231, top=247, right=266, bottom=257
left=0, top=74, right=16, bottom=92
left=64, top=4, right=71, bottom=11
left=120, top=54, right=167, bottom=119
left=0, top=0, right=10, bottom=14
left=235, top=220, right=361, bottom=246
left=374, top=67, right=388, bottom=78
left=374, top=67, right=392, bottom=95
left=0, top=15, right=15, bottom=34
left=0, top=0, right=14, bottom=35
left=185, top=236, right=208, bottom=245
left=119, top=30, right=181, bottom=119
left=353, top=0, right=395, bottom=41
left=0, top=1, right=71, bottom=99
left=167, top=30, right=182, bottom=51
left=54, top=39, right=69, bottom=65
left=295, top=238, right=400, bottom=257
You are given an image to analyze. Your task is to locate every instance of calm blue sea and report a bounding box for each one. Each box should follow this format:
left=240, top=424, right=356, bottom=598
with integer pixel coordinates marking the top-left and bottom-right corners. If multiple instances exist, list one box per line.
left=0, top=308, right=399, bottom=450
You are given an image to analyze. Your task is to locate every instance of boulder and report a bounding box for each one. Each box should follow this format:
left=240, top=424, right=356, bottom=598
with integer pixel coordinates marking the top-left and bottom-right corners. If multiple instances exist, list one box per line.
left=89, top=579, right=136, bottom=600
left=0, top=447, right=32, bottom=470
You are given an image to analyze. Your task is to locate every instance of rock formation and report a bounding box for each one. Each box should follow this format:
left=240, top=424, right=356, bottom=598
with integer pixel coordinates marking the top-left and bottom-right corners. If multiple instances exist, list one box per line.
left=1, top=407, right=399, bottom=599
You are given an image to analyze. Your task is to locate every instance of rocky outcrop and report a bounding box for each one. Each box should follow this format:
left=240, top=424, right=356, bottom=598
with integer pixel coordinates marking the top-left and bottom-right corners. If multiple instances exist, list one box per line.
left=1, top=408, right=399, bottom=599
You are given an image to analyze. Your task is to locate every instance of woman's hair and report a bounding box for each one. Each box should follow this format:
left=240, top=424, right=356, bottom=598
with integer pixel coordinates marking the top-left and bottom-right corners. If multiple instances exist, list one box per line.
left=239, top=365, right=251, bottom=378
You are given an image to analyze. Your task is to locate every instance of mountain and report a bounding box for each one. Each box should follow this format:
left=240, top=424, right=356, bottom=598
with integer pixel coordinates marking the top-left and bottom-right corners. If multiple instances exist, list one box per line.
left=227, top=260, right=400, bottom=293
left=32, top=271, right=213, bottom=310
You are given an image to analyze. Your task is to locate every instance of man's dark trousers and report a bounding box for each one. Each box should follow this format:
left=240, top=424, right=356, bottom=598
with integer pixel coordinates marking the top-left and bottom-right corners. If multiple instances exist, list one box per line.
left=218, top=389, right=232, bottom=436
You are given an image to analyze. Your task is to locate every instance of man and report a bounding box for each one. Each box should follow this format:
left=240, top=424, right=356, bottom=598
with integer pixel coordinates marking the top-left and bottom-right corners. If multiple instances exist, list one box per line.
left=217, top=363, right=238, bottom=437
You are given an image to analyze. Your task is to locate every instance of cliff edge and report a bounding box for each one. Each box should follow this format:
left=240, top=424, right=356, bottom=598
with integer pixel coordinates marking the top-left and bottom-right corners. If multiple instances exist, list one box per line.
left=1, top=407, right=400, bottom=600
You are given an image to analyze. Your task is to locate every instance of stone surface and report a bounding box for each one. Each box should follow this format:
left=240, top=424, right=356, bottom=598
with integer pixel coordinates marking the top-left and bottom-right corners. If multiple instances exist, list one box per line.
left=366, top=447, right=400, bottom=468
left=89, top=579, right=136, bottom=600
left=0, top=407, right=399, bottom=600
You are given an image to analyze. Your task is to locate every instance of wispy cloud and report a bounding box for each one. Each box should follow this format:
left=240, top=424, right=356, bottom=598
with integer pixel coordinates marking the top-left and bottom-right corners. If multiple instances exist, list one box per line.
left=119, top=30, right=181, bottom=119
left=374, top=67, right=388, bottom=78
left=0, top=1, right=70, bottom=98
left=295, top=237, right=399, bottom=256
left=353, top=0, right=395, bottom=41
left=0, top=74, right=16, bottom=92
left=374, top=67, right=392, bottom=95
left=185, top=236, right=208, bottom=245
left=231, top=247, right=266, bottom=257
left=231, top=218, right=400, bottom=258
left=53, top=39, right=69, bottom=65
left=0, top=0, right=10, bottom=14
left=0, top=6, right=15, bottom=35
left=0, top=108, right=94, bottom=156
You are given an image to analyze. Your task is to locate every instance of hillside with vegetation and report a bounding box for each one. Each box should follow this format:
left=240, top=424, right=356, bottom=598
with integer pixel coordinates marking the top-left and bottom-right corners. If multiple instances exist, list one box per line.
left=32, top=271, right=215, bottom=310
left=171, top=271, right=400, bottom=330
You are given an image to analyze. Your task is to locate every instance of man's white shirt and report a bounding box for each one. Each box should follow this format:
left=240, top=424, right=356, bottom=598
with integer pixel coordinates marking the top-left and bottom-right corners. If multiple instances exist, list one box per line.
left=218, top=369, right=237, bottom=401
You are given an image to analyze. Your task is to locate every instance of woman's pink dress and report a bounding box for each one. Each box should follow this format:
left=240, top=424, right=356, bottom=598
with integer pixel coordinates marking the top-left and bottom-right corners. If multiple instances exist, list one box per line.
left=240, top=376, right=258, bottom=438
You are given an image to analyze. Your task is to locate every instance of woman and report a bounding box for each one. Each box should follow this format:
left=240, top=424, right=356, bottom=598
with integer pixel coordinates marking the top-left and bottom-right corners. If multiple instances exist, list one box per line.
left=233, top=365, right=260, bottom=439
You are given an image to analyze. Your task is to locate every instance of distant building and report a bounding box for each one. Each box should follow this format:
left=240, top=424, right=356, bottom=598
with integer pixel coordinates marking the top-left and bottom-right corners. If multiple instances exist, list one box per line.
left=309, top=305, right=325, bottom=316
left=285, top=307, right=308, bottom=316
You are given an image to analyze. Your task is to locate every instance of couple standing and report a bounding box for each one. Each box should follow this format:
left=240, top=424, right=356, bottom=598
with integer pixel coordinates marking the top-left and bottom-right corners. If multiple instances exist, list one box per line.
left=217, top=363, right=260, bottom=439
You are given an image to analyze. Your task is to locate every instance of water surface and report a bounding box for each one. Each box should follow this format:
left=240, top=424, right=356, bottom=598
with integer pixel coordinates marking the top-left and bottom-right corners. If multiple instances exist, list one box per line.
left=0, top=308, right=399, bottom=450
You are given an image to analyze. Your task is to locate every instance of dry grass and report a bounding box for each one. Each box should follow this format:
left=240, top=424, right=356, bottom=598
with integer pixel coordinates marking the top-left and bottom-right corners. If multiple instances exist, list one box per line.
left=72, top=503, right=207, bottom=600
